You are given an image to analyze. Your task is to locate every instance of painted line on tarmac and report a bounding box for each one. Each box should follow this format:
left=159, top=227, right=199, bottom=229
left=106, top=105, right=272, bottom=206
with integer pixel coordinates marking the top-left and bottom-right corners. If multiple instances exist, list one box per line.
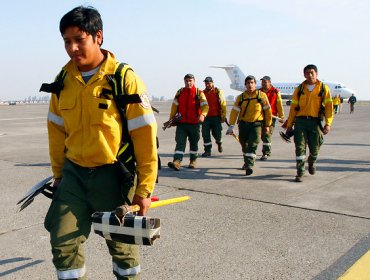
left=313, top=233, right=370, bottom=280
left=0, top=117, right=46, bottom=121
left=338, top=250, right=370, bottom=279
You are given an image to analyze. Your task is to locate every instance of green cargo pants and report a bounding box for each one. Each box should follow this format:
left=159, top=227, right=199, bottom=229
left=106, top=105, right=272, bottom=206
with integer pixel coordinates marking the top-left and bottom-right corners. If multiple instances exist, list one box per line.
left=293, top=117, right=323, bottom=176
left=174, top=123, right=200, bottom=162
left=261, top=118, right=277, bottom=156
left=202, top=116, right=223, bottom=153
left=44, top=159, right=140, bottom=280
left=238, top=121, right=262, bottom=168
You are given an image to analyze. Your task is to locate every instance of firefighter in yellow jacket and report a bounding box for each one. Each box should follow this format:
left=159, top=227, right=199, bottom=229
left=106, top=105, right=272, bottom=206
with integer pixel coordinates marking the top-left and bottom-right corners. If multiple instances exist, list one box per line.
left=201, top=76, right=227, bottom=157
left=285, top=64, right=333, bottom=182
left=227, top=75, right=272, bottom=176
left=44, top=6, right=157, bottom=280
left=167, top=74, right=209, bottom=170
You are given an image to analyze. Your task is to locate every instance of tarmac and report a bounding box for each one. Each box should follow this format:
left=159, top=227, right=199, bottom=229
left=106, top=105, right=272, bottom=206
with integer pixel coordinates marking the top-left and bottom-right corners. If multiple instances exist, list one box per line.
left=1, top=102, right=370, bottom=280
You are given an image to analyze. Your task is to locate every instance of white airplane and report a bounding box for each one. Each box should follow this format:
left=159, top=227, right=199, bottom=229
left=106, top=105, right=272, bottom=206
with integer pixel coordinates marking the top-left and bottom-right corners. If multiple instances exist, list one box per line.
left=212, top=64, right=355, bottom=105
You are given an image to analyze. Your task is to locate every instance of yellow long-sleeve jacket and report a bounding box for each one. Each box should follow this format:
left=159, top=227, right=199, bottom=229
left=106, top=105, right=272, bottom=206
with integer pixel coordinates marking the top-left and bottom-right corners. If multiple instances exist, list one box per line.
left=229, top=90, right=272, bottom=126
left=286, top=80, right=333, bottom=128
left=47, top=50, right=158, bottom=199
left=333, top=96, right=341, bottom=106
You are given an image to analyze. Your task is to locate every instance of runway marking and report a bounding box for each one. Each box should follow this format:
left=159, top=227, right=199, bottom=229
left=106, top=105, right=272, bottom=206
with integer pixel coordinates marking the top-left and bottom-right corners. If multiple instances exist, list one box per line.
left=0, top=117, right=46, bottom=121
left=338, top=250, right=370, bottom=280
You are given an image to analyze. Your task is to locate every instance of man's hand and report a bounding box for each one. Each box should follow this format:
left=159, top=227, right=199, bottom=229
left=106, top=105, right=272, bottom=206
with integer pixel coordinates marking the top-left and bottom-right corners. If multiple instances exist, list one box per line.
left=286, top=127, right=293, bottom=135
left=226, top=125, right=234, bottom=135
left=132, top=194, right=151, bottom=216
left=278, top=118, right=285, bottom=124
left=323, top=125, right=331, bottom=135
left=53, top=178, right=62, bottom=188
left=198, top=114, right=205, bottom=123
left=281, top=119, right=288, bottom=129
left=264, top=126, right=270, bottom=134
left=221, top=117, right=225, bottom=123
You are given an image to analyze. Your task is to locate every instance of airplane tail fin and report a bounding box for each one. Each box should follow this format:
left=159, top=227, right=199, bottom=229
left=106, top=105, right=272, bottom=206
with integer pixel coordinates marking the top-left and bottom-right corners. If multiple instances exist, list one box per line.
left=210, top=64, right=245, bottom=91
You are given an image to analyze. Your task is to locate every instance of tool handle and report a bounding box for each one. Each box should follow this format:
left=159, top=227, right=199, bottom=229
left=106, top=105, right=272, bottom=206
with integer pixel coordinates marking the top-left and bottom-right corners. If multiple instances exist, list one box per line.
left=115, top=196, right=191, bottom=218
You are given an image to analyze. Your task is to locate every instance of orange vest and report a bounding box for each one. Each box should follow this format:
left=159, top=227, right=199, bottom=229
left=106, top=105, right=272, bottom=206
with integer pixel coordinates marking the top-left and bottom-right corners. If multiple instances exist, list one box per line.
left=204, top=88, right=220, bottom=117
left=264, top=86, right=279, bottom=116
left=177, top=87, right=201, bottom=124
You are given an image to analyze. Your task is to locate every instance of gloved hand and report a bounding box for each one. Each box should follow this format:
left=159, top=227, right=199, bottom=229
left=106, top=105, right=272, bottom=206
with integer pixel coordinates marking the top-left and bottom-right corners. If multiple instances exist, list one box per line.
left=226, top=125, right=234, bottom=135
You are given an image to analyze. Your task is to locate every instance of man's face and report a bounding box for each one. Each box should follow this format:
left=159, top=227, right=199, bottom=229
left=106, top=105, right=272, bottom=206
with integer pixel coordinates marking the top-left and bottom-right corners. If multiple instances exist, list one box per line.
left=304, top=69, right=318, bottom=85
left=184, top=78, right=195, bottom=88
left=205, top=81, right=213, bottom=91
left=261, top=79, right=271, bottom=91
left=62, top=26, right=103, bottom=72
left=245, top=79, right=256, bottom=91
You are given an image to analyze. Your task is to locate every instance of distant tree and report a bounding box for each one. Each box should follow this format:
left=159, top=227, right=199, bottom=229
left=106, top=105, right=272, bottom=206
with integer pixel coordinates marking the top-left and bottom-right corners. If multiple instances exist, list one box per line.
left=151, top=96, right=159, bottom=101
left=226, top=95, right=235, bottom=101
left=160, top=96, right=166, bottom=101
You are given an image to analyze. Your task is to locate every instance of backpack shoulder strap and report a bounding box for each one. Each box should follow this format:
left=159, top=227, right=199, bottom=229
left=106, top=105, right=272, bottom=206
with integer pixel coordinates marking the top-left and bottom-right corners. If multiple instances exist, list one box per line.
left=175, top=88, right=184, bottom=98
left=238, top=92, right=246, bottom=106
left=257, top=90, right=262, bottom=104
left=39, top=69, right=67, bottom=99
left=106, top=63, right=142, bottom=113
left=319, top=82, right=325, bottom=98
left=215, top=87, right=221, bottom=103
left=297, top=83, right=304, bottom=98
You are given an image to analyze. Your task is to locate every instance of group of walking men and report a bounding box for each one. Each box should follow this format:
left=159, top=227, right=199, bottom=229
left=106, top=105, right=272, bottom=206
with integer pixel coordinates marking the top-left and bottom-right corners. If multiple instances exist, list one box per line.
left=35, top=4, right=335, bottom=279
left=167, top=64, right=334, bottom=183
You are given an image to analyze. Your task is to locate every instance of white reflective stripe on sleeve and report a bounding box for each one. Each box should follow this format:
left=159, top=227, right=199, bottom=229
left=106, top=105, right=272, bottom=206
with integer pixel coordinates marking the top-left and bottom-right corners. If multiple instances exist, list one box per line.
left=244, top=153, right=256, bottom=158
left=263, top=104, right=271, bottom=110
left=173, top=100, right=179, bottom=106
left=175, top=150, right=185, bottom=155
left=200, top=101, right=208, bottom=106
left=134, top=216, right=143, bottom=245
left=48, top=111, right=64, bottom=127
left=263, top=143, right=271, bottom=146
left=204, top=142, right=212, bottom=146
left=57, top=266, right=86, bottom=279
left=101, top=212, right=112, bottom=241
left=189, top=150, right=198, bottom=154
left=296, top=155, right=306, bottom=161
left=127, top=113, right=156, bottom=132
left=113, top=262, right=141, bottom=276
left=232, top=106, right=241, bottom=112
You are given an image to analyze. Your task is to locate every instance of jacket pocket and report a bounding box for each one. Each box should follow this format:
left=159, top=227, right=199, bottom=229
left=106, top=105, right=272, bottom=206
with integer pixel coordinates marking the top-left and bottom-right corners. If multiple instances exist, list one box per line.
left=59, top=94, right=78, bottom=131
left=90, top=97, right=118, bottom=126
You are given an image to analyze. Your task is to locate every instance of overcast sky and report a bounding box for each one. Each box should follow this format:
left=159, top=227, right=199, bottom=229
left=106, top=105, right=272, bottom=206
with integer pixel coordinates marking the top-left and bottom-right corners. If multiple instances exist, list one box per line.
left=1, top=0, right=369, bottom=101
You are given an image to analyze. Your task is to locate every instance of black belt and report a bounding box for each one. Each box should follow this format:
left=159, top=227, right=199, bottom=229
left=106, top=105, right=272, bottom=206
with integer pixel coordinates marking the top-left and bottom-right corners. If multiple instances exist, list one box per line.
left=296, top=116, right=319, bottom=120
left=239, top=120, right=262, bottom=124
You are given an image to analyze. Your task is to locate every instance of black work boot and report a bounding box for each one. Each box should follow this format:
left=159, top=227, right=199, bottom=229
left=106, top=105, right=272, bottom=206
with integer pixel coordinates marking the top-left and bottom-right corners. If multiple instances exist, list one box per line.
left=308, top=163, right=316, bottom=175
left=217, top=143, right=223, bottom=153
left=245, top=167, right=253, bottom=176
left=168, top=160, right=181, bottom=171
left=202, top=151, right=211, bottom=157
left=295, top=175, right=303, bottom=182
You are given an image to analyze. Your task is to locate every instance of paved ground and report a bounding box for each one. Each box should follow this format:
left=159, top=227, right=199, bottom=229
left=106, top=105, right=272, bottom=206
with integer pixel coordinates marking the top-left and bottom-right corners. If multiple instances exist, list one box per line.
left=0, top=102, right=369, bottom=279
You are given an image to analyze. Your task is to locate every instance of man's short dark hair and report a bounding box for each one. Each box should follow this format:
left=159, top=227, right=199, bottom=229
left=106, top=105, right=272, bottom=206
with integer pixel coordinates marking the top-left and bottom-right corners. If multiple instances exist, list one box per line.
left=245, top=75, right=256, bottom=84
left=303, top=64, right=318, bottom=73
left=60, top=6, right=103, bottom=45
left=184, top=74, right=195, bottom=80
